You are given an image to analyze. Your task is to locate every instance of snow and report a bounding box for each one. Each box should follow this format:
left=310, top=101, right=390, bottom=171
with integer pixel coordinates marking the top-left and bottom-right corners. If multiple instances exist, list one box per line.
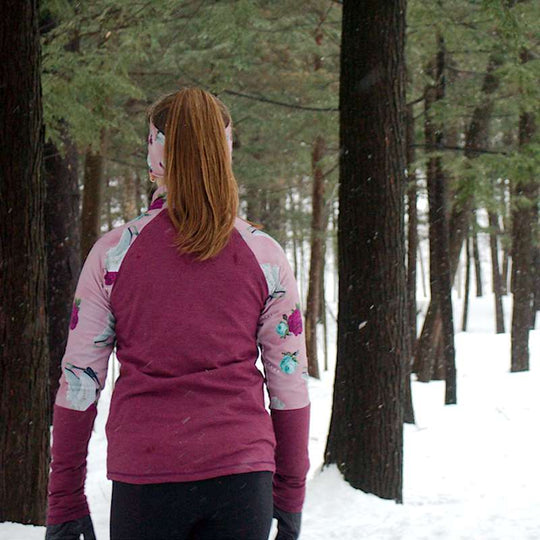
left=2, top=294, right=539, bottom=540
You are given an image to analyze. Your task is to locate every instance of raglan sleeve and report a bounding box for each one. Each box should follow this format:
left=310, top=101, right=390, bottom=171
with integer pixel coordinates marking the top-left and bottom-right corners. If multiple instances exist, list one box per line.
left=256, top=246, right=310, bottom=514
left=47, top=239, right=116, bottom=525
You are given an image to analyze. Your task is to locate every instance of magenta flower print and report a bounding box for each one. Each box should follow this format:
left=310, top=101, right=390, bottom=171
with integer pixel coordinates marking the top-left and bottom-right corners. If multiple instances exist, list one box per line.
left=288, top=305, right=303, bottom=336
left=70, top=298, right=81, bottom=330
left=104, top=271, right=118, bottom=286
left=275, top=304, right=303, bottom=339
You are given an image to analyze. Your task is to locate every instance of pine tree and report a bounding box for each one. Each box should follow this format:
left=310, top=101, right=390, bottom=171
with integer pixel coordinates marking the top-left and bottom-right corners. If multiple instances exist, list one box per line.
left=324, top=0, right=406, bottom=502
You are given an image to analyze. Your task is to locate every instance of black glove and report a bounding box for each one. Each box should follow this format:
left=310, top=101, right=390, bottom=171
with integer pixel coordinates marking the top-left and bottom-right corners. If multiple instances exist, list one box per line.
left=273, top=506, right=302, bottom=540
left=45, top=515, right=96, bottom=540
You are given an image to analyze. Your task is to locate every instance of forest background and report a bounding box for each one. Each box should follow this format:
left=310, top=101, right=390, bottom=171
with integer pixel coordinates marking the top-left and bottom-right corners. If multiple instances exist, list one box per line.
left=1, top=0, right=539, bottom=530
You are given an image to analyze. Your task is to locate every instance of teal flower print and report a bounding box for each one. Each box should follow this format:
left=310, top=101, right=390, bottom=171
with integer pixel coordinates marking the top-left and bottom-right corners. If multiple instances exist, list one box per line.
left=280, top=351, right=299, bottom=374
left=276, top=319, right=289, bottom=338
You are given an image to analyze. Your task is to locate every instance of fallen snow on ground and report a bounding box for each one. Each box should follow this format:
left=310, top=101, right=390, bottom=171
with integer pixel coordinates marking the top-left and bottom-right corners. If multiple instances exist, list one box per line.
left=2, top=295, right=539, bottom=539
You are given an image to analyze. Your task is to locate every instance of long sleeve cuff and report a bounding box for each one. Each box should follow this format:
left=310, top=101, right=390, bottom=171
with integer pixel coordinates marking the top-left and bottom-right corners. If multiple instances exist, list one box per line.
left=46, top=404, right=97, bottom=525
left=271, top=404, right=310, bottom=513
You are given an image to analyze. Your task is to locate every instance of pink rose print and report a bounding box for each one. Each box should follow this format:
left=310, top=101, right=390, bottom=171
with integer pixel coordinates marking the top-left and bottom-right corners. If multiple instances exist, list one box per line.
left=288, top=306, right=303, bottom=336
left=104, top=271, right=118, bottom=286
left=70, top=298, right=81, bottom=330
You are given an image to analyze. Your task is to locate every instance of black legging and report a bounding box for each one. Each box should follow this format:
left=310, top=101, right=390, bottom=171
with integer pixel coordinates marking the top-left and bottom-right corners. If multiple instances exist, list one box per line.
left=110, top=471, right=274, bottom=540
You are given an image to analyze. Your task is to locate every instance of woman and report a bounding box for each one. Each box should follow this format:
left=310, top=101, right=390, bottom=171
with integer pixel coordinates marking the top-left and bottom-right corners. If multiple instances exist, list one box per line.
left=45, top=87, right=310, bottom=540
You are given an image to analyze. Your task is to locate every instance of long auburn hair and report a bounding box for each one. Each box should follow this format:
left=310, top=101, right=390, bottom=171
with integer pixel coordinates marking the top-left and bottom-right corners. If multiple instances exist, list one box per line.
left=148, top=88, right=238, bottom=261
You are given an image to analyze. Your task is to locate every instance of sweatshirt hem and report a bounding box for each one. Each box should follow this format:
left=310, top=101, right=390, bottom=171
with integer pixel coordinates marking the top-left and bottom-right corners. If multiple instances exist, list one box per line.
left=107, top=461, right=276, bottom=484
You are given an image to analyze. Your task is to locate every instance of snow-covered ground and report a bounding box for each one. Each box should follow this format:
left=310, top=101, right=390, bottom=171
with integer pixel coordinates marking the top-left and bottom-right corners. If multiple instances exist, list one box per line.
left=2, top=294, right=539, bottom=540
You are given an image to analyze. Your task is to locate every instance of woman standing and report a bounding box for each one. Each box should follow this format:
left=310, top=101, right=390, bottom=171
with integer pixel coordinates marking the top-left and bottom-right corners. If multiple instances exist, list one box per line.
left=45, top=88, right=310, bottom=540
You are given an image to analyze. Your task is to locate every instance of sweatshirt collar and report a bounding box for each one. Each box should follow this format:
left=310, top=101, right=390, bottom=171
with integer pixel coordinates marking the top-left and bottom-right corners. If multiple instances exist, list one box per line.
left=149, top=184, right=167, bottom=210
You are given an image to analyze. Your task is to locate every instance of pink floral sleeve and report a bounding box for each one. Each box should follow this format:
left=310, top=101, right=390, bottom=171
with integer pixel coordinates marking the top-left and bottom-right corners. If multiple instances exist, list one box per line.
left=55, top=239, right=115, bottom=412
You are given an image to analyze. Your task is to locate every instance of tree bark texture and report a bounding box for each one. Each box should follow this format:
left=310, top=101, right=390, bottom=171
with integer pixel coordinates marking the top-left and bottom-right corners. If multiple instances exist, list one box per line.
left=413, top=56, right=501, bottom=378
left=324, top=0, right=406, bottom=502
left=472, top=210, right=483, bottom=297
left=462, top=235, right=471, bottom=332
left=511, top=101, right=536, bottom=372
left=488, top=211, right=505, bottom=333
left=81, top=147, right=105, bottom=261
left=404, top=104, right=416, bottom=425
left=422, top=35, right=456, bottom=403
left=0, top=0, right=50, bottom=524
left=306, top=136, right=326, bottom=379
left=44, top=136, right=80, bottom=412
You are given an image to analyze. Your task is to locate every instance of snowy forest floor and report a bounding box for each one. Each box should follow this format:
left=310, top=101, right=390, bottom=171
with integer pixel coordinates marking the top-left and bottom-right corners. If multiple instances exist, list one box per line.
left=2, top=294, right=539, bottom=540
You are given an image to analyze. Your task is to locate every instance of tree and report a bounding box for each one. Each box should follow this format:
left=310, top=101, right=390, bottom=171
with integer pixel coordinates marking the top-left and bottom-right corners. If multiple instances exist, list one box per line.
left=0, top=0, right=50, bottom=524
left=324, top=0, right=406, bottom=502
left=44, top=134, right=81, bottom=411
left=511, top=49, right=537, bottom=372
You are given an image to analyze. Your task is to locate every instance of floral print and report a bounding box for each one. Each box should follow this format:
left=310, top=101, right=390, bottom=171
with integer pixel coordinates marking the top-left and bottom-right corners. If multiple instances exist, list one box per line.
left=93, top=312, right=116, bottom=348
left=65, top=363, right=102, bottom=411
left=70, top=298, right=81, bottom=330
left=280, top=351, right=299, bottom=374
left=261, top=263, right=286, bottom=300
left=270, top=396, right=286, bottom=410
left=276, top=304, right=303, bottom=339
left=105, top=226, right=139, bottom=278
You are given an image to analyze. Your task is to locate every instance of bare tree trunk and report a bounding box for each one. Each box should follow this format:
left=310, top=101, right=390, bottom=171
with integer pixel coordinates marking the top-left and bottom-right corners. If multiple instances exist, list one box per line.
left=404, top=103, right=416, bottom=425
left=122, top=174, right=138, bottom=222
left=306, top=136, right=326, bottom=379
left=325, top=0, right=406, bottom=501
left=0, top=0, right=49, bottom=523
left=423, top=35, right=456, bottom=403
left=44, top=134, right=80, bottom=413
left=414, top=56, right=501, bottom=377
left=472, top=210, right=483, bottom=297
left=511, top=48, right=536, bottom=372
left=488, top=210, right=505, bottom=333
left=462, top=235, right=471, bottom=332
left=81, top=138, right=105, bottom=260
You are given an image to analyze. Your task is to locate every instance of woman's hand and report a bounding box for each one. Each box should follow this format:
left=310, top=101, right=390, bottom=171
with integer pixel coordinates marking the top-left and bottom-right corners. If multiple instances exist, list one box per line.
left=45, top=515, right=96, bottom=540
left=273, top=506, right=302, bottom=540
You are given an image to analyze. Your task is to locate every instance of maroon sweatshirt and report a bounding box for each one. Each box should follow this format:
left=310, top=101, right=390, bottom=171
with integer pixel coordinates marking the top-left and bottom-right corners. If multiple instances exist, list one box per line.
left=47, top=186, right=310, bottom=525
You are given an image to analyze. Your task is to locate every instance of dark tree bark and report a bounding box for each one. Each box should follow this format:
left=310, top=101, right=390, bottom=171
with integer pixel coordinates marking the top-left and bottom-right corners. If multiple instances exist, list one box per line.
left=0, top=0, right=50, bottom=524
left=511, top=48, right=536, bottom=371
left=462, top=235, right=471, bottom=331
left=404, top=103, right=416, bottom=425
left=488, top=210, right=505, bottom=333
left=324, top=0, right=406, bottom=502
left=421, top=35, right=456, bottom=403
left=44, top=135, right=80, bottom=412
left=306, top=136, right=326, bottom=379
left=472, top=210, right=483, bottom=297
left=81, top=146, right=105, bottom=260
left=413, top=56, right=501, bottom=378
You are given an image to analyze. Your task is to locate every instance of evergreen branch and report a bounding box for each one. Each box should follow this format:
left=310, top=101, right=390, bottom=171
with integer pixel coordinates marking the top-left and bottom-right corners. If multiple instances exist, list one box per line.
left=221, top=89, right=339, bottom=112
left=411, top=143, right=508, bottom=156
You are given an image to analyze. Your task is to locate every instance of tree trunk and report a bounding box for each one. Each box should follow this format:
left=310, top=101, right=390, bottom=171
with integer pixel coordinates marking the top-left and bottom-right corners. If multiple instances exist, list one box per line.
left=0, top=0, right=50, bottom=524
left=472, top=211, right=483, bottom=297
left=404, top=103, right=416, bottom=425
left=413, top=55, right=501, bottom=377
left=306, top=136, right=326, bottom=379
left=122, top=173, right=138, bottom=222
left=462, top=235, right=471, bottom=332
left=488, top=211, right=505, bottom=333
left=324, top=0, right=406, bottom=502
left=44, top=135, right=80, bottom=413
left=511, top=50, right=536, bottom=371
left=81, top=143, right=105, bottom=260
left=423, top=35, right=456, bottom=404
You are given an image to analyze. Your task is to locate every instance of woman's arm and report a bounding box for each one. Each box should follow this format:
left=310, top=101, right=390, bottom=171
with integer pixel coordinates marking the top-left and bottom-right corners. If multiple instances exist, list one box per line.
left=47, top=239, right=115, bottom=526
left=256, top=246, right=310, bottom=517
